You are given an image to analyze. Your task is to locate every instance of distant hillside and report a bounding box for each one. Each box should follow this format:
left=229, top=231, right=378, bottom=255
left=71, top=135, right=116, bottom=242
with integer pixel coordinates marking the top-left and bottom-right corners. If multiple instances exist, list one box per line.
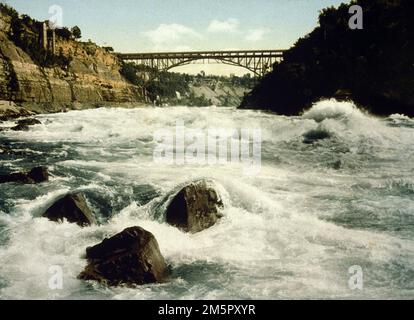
left=121, top=63, right=254, bottom=107
left=0, top=4, right=144, bottom=114
left=240, top=0, right=414, bottom=116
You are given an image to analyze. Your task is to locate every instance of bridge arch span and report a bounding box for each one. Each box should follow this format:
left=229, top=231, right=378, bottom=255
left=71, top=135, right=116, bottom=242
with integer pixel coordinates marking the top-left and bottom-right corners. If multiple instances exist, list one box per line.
left=165, top=58, right=260, bottom=76
left=117, top=50, right=285, bottom=77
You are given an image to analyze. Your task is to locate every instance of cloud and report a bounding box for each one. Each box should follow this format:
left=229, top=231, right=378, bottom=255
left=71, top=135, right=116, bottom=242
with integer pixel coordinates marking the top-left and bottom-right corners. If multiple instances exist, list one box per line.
left=207, top=18, right=239, bottom=33
left=245, top=28, right=270, bottom=42
left=143, top=24, right=201, bottom=49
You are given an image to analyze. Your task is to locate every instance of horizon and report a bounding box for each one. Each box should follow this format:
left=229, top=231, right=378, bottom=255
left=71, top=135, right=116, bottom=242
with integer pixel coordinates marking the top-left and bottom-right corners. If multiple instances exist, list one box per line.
left=2, top=0, right=350, bottom=75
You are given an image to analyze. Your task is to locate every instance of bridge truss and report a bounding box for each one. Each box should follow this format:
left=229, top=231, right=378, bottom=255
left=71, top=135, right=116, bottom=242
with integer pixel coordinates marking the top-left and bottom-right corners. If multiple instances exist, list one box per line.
left=117, top=50, right=285, bottom=76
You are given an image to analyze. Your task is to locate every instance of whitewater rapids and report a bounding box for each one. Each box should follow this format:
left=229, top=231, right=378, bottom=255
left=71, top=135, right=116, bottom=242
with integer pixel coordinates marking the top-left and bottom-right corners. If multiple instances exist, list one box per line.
left=0, top=99, right=413, bottom=299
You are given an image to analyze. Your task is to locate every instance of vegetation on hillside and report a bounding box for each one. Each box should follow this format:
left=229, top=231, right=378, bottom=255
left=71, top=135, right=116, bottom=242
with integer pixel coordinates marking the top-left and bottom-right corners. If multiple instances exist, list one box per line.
left=0, top=3, right=77, bottom=68
left=240, top=0, right=414, bottom=116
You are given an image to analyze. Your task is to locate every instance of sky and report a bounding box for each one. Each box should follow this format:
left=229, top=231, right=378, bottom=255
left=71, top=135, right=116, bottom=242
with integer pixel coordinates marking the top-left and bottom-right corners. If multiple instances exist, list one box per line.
left=3, top=0, right=350, bottom=75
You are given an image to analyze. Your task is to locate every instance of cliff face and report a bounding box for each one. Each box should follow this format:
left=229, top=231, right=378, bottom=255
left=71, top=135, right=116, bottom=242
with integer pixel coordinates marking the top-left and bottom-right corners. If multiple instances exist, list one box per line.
left=0, top=10, right=144, bottom=114
left=240, top=0, right=414, bottom=117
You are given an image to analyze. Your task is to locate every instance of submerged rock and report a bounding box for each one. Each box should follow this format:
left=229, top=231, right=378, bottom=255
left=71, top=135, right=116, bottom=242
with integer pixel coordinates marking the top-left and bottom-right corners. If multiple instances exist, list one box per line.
left=303, top=129, right=331, bottom=144
left=328, top=159, right=343, bottom=170
left=0, top=166, right=49, bottom=184
left=79, top=226, right=168, bottom=286
left=166, top=180, right=224, bottom=233
left=16, top=118, right=41, bottom=126
left=43, top=193, right=96, bottom=227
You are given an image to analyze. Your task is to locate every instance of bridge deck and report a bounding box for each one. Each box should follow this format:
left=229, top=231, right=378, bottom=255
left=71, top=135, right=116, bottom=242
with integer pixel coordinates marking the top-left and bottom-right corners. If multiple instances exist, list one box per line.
left=117, top=50, right=285, bottom=60
left=117, top=49, right=286, bottom=76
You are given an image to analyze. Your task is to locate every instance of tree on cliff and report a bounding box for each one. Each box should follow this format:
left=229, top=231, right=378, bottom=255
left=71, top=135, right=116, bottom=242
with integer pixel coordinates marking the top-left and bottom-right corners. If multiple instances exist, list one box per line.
left=71, top=26, right=82, bottom=39
left=239, top=0, right=414, bottom=117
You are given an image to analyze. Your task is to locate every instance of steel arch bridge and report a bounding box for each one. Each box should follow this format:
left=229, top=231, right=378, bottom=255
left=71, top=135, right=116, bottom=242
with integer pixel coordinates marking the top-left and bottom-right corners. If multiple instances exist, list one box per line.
left=117, top=50, right=285, bottom=76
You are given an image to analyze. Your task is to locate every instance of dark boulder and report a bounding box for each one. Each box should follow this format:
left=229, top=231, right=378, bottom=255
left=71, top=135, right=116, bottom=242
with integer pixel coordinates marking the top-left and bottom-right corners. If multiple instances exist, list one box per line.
left=17, top=118, right=41, bottom=126
left=43, top=193, right=96, bottom=227
left=79, top=226, right=168, bottom=286
left=303, top=129, right=331, bottom=144
left=27, top=166, right=49, bottom=183
left=10, top=124, right=29, bottom=131
left=0, top=172, right=34, bottom=184
left=166, top=180, right=224, bottom=233
left=0, top=166, right=49, bottom=184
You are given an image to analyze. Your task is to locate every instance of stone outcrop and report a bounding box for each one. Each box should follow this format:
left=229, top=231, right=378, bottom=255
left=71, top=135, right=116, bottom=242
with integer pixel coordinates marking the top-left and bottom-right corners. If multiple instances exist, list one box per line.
left=0, top=100, right=34, bottom=120
left=0, top=9, right=144, bottom=114
left=79, top=226, right=168, bottom=286
left=0, top=166, right=49, bottom=184
left=42, top=192, right=96, bottom=226
left=166, top=180, right=224, bottom=233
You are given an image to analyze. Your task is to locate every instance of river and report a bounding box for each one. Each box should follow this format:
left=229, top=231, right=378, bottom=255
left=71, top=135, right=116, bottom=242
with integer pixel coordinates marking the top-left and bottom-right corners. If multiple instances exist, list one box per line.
left=0, top=99, right=413, bottom=299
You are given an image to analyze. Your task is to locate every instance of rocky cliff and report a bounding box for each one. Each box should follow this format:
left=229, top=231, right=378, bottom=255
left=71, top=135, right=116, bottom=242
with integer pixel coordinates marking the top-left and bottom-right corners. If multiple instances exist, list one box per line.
left=0, top=8, right=144, bottom=115
left=240, top=0, right=414, bottom=117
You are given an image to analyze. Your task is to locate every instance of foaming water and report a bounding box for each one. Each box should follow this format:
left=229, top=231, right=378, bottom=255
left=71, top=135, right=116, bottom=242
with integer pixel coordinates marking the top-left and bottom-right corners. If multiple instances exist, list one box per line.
left=0, top=100, right=414, bottom=299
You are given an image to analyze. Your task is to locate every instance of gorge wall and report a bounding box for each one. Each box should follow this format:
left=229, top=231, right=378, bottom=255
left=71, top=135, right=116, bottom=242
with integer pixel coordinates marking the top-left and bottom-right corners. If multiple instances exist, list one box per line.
left=0, top=7, right=144, bottom=115
left=240, top=0, right=414, bottom=117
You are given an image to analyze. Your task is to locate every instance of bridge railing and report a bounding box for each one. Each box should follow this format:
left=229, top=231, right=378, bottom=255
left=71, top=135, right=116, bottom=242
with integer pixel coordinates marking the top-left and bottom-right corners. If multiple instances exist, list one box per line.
left=117, top=50, right=285, bottom=60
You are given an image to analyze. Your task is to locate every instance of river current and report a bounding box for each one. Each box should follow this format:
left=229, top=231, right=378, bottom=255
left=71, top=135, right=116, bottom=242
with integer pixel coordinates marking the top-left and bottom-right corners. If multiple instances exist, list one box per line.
left=0, top=99, right=413, bottom=299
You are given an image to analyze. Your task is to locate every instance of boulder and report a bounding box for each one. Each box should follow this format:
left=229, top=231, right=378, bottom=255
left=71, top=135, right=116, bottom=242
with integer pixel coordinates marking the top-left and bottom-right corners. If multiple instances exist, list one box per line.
left=166, top=180, right=224, bottom=233
left=16, top=118, right=41, bottom=126
left=0, top=172, right=34, bottom=184
left=27, top=166, right=49, bottom=183
left=303, top=129, right=331, bottom=144
left=43, top=193, right=96, bottom=227
left=10, top=124, right=29, bottom=131
left=79, top=226, right=168, bottom=286
left=0, top=166, right=49, bottom=184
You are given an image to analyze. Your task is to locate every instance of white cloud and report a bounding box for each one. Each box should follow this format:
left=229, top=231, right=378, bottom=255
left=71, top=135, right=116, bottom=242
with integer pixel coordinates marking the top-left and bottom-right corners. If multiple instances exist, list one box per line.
left=245, top=28, right=270, bottom=42
left=207, top=18, right=239, bottom=33
left=143, top=24, right=201, bottom=49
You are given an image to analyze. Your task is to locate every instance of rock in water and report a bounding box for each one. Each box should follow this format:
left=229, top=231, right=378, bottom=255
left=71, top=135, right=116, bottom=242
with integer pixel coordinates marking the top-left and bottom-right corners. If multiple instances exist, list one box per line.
left=10, top=124, right=29, bottom=131
left=0, top=172, right=34, bottom=184
left=166, top=180, right=224, bottom=233
left=0, top=166, right=49, bottom=184
left=79, top=226, right=168, bottom=286
left=16, top=118, right=41, bottom=126
left=303, top=128, right=331, bottom=144
left=27, top=166, right=49, bottom=183
left=43, top=193, right=96, bottom=226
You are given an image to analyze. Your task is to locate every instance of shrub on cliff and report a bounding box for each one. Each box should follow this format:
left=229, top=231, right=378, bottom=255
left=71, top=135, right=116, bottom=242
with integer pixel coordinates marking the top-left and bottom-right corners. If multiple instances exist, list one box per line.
left=71, top=26, right=82, bottom=39
left=240, top=0, right=414, bottom=117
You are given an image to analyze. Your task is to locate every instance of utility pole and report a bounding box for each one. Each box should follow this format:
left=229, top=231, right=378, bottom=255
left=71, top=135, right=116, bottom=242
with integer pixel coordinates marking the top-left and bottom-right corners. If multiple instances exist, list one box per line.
left=52, top=28, right=56, bottom=55
left=42, top=22, right=48, bottom=50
